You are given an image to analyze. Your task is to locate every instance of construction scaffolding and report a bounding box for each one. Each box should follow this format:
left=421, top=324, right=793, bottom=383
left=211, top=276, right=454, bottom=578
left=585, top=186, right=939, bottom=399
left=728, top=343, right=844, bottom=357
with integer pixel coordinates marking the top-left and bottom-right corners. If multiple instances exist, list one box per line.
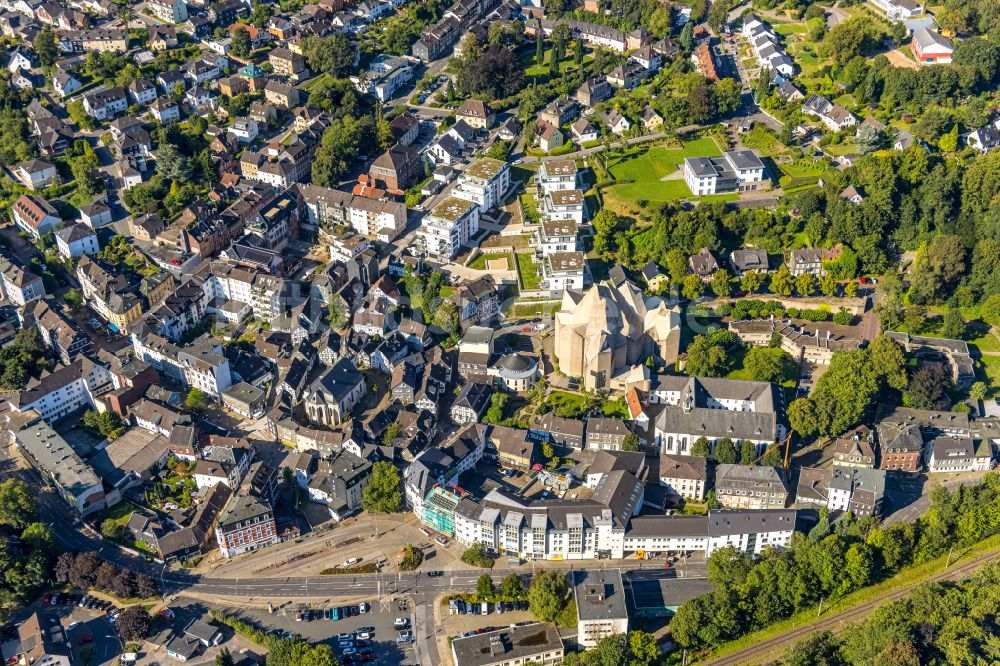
left=422, top=486, right=461, bottom=537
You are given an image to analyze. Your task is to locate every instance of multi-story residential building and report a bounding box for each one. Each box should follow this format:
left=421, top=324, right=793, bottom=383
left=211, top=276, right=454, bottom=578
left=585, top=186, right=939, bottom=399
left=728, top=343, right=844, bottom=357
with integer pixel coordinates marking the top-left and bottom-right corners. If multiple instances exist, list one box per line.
left=263, top=80, right=300, bottom=108
left=683, top=150, right=767, bottom=196
left=574, top=570, right=628, bottom=647
left=419, top=196, right=480, bottom=260
left=404, top=425, right=486, bottom=514
left=24, top=299, right=92, bottom=364
left=831, top=426, right=877, bottom=469
left=541, top=251, right=585, bottom=294
left=531, top=413, right=585, bottom=448
left=787, top=246, right=842, bottom=276
left=586, top=417, right=632, bottom=451
left=536, top=220, right=579, bottom=257
left=884, top=332, right=976, bottom=391
left=446, top=275, right=500, bottom=329
left=305, top=450, right=372, bottom=520
left=0, top=255, right=45, bottom=306
left=715, top=464, right=788, bottom=510
left=11, top=194, right=61, bottom=238
left=429, top=467, right=796, bottom=560
left=351, top=54, right=412, bottom=102
left=9, top=357, right=113, bottom=421
left=450, top=381, right=492, bottom=425
left=729, top=318, right=862, bottom=366
left=540, top=189, right=585, bottom=225
left=12, top=159, right=57, bottom=190
left=82, top=87, right=127, bottom=119
left=644, top=376, right=784, bottom=456
left=659, top=454, right=708, bottom=502
left=797, top=467, right=886, bottom=516
left=177, top=335, right=233, bottom=399
left=268, top=46, right=307, bottom=79
left=55, top=223, right=99, bottom=259
left=455, top=99, right=495, bottom=129
left=877, top=406, right=972, bottom=473
left=801, top=94, right=856, bottom=131
left=451, top=624, right=563, bottom=666
left=148, top=0, right=187, bottom=22
left=76, top=256, right=143, bottom=332
left=13, top=419, right=106, bottom=516
left=298, top=184, right=405, bottom=240
left=214, top=492, right=278, bottom=557
left=536, top=159, right=578, bottom=194
left=928, top=437, right=993, bottom=473
left=127, top=77, right=157, bottom=105
left=453, top=158, right=510, bottom=212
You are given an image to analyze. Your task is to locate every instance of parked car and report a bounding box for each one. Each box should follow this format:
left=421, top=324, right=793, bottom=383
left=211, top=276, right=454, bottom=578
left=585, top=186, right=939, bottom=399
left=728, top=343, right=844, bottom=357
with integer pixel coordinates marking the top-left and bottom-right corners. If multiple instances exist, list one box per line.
left=358, top=602, right=369, bottom=614
left=344, top=557, right=362, bottom=567
left=397, top=631, right=413, bottom=643
left=338, top=633, right=355, bottom=641
left=393, top=618, right=409, bottom=629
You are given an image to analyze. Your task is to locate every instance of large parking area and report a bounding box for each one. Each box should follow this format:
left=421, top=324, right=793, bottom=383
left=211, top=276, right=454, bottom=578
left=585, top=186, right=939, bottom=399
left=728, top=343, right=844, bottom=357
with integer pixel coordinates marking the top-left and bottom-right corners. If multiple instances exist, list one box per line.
left=233, top=595, right=418, bottom=666
left=4, top=593, right=123, bottom=666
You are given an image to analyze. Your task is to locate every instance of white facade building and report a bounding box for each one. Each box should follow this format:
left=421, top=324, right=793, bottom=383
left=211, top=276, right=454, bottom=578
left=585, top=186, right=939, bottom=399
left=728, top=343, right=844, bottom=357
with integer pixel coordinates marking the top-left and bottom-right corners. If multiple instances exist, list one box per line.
left=683, top=150, right=767, bottom=196
left=419, top=196, right=480, bottom=260
left=536, top=159, right=578, bottom=194
left=453, top=158, right=510, bottom=213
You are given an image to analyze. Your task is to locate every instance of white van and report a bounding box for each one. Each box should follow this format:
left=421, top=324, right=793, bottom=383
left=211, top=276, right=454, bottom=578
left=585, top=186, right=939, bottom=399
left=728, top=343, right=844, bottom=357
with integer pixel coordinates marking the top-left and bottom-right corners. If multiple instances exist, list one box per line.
left=120, top=654, right=137, bottom=663
left=344, top=557, right=362, bottom=567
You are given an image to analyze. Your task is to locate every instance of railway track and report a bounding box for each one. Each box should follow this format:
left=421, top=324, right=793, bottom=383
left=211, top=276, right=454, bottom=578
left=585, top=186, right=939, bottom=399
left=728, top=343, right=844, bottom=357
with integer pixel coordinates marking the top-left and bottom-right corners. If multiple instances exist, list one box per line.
left=700, top=547, right=1000, bottom=666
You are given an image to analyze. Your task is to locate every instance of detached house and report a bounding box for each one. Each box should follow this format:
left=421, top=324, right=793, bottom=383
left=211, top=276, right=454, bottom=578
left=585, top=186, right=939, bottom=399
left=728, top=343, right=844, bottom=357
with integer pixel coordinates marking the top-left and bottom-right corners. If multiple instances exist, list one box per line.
left=83, top=87, right=127, bottom=119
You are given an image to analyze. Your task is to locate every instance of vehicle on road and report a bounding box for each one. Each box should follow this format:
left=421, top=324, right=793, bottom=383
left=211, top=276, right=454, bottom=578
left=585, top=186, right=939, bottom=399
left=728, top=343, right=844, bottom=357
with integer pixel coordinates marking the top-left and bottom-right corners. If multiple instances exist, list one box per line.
left=427, top=571, right=443, bottom=577
left=120, top=655, right=137, bottom=663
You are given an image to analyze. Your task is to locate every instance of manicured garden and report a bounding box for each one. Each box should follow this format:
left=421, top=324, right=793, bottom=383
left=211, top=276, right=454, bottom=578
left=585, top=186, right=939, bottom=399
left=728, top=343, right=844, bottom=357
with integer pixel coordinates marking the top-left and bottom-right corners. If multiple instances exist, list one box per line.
left=468, top=252, right=513, bottom=270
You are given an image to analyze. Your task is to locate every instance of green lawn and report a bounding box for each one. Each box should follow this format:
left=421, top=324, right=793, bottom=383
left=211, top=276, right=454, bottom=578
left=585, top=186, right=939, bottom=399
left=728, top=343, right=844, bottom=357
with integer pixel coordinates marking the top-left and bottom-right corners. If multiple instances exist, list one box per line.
left=511, top=300, right=561, bottom=317
left=823, top=143, right=859, bottom=157
left=605, top=138, right=726, bottom=204
left=545, top=390, right=593, bottom=418
left=516, top=252, right=542, bottom=290
left=969, top=329, right=1000, bottom=353
left=522, top=47, right=591, bottom=81
left=779, top=160, right=827, bottom=178
left=977, top=355, right=1000, bottom=395
left=742, top=126, right=782, bottom=157
left=773, top=22, right=807, bottom=35
left=469, top=252, right=513, bottom=270
left=790, top=41, right=822, bottom=75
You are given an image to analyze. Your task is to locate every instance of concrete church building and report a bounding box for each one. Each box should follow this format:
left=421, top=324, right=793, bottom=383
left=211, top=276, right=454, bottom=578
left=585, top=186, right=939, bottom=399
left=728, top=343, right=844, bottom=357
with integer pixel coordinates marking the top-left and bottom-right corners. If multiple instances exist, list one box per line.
left=554, top=278, right=681, bottom=392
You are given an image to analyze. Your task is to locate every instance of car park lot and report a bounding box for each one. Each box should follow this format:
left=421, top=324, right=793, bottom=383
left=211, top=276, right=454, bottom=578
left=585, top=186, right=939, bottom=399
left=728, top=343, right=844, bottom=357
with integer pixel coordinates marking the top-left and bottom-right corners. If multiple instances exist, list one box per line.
left=234, top=596, right=417, bottom=666
left=11, top=593, right=122, bottom=666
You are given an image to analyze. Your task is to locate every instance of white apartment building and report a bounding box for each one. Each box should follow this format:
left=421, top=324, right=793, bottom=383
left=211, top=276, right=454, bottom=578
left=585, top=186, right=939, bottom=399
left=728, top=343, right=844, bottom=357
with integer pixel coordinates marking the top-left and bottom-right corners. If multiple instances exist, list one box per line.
left=536, top=219, right=579, bottom=257
left=574, top=570, right=628, bottom=647
left=9, top=357, right=113, bottom=421
left=540, top=189, right=585, bottom=225
left=347, top=196, right=407, bottom=239
left=351, top=55, right=413, bottom=103
left=435, top=479, right=796, bottom=560
left=541, top=251, right=585, bottom=294
left=659, top=454, right=708, bottom=501
left=453, top=158, right=510, bottom=213
left=419, top=196, right=480, bottom=260
left=683, top=150, right=766, bottom=196
left=177, top=336, right=233, bottom=399
left=536, top=159, right=578, bottom=194
left=55, top=224, right=99, bottom=259
left=148, top=0, right=187, bottom=23
left=0, top=257, right=45, bottom=306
